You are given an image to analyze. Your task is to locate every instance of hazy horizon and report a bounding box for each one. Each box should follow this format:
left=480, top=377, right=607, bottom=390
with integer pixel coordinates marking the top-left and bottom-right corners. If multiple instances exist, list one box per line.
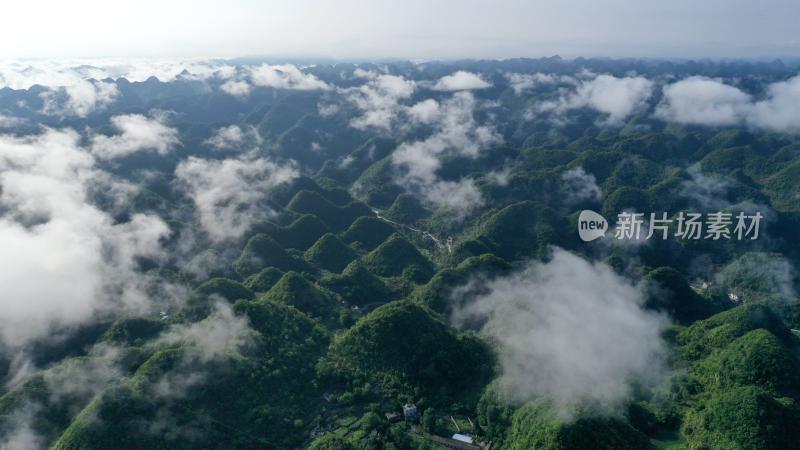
left=3, top=0, right=799, bottom=60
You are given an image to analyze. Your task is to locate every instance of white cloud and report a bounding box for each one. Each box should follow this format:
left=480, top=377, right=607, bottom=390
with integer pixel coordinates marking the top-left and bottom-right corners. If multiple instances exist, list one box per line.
left=715, top=253, right=797, bottom=300
left=204, top=125, right=262, bottom=151
left=0, top=128, right=171, bottom=347
left=90, top=113, right=180, bottom=160
left=220, top=79, right=252, bottom=97
left=156, top=302, right=255, bottom=364
left=391, top=92, right=500, bottom=218
left=392, top=139, right=443, bottom=183
left=577, top=74, right=653, bottom=122
left=0, top=407, right=42, bottom=450
left=0, top=58, right=232, bottom=90
left=654, top=74, right=800, bottom=133
left=248, top=64, right=329, bottom=90
left=175, top=153, right=298, bottom=242
left=505, top=72, right=558, bottom=94
left=680, top=164, right=730, bottom=210
left=432, top=70, right=492, bottom=91
left=747, top=74, right=800, bottom=133
left=424, top=178, right=484, bottom=220
left=539, top=74, right=653, bottom=124
left=0, top=115, right=24, bottom=128
left=407, top=98, right=441, bottom=124
left=40, top=79, right=119, bottom=117
left=393, top=92, right=500, bottom=181
left=347, top=71, right=416, bottom=131
left=213, top=65, right=238, bottom=80
left=451, top=248, right=668, bottom=415
left=562, top=167, right=602, bottom=204
left=41, top=344, right=123, bottom=402
left=139, top=301, right=256, bottom=404
left=487, top=166, right=512, bottom=187
left=317, top=103, right=339, bottom=117
left=655, top=76, right=751, bottom=126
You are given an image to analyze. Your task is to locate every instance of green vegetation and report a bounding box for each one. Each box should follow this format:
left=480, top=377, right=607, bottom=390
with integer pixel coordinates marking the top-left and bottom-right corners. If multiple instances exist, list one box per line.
left=101, top=318, right=165, bottom=346
left=8, top=59, right=800, bottom=449
left=257, top=214, right=331, bottom=250
left=260, top=271, right=343, bottom=322
left=385, top=193, right=431, bottom=225
left=359, top=234, right=435, bottom=283
left=643, top=267, right=727, bottom=324
left=676, top=304, right=794, bottom=360
left=682, top=386, right=800, bottom=450
left=269, top=175, right=353, bottom=207
left=233, top=233, right=311, bottom=276
left=305, top=233, right=359, bottom=272
left=287, top=190, right=372, bottom=231
left=181, top=277, right=255, bottom=320
left=319, top=301, right=494, bottom=403
left=340, top=216, right=397, bottom=251
left=413, top=253, right=512, bottom=313
left=352, top=157, right=404, bottom=207
left=464, top=201, right=568, bottom=261
left=505, top=399, right=649, bottom=450
left=318, top=261, right=397, bottom=307
left=193, top=277, right=254, bottom=302
left=695, top=329, right=800, bottom=394
left=243, top=267, right=285, bottom=292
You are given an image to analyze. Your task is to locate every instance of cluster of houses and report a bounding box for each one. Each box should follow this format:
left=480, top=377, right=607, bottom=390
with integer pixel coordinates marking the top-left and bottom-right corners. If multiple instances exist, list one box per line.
left=318, top=394, right=490, bottom=449
left=692, top=280, right=744, bottom=304
left=384, top=402, right=418, bottom=422
left=383, top=403, right=488, bottom=450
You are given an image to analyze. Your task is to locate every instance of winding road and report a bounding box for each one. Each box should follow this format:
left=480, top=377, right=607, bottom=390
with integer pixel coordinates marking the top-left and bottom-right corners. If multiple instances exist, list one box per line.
left=370, top=207, right=447, bottom=251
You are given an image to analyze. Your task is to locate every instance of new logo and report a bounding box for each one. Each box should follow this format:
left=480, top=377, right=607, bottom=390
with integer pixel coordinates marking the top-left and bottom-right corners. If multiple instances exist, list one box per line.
left=578, top=210, right=607, bottom=241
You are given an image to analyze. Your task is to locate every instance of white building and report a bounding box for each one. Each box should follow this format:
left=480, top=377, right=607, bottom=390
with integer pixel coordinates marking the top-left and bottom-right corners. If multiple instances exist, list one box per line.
left=452, top=433, right=474, bottom=444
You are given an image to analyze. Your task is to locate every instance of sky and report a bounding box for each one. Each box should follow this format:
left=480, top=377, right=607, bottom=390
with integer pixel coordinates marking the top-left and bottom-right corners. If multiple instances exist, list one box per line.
left=1, top=0, right=799, bottom=60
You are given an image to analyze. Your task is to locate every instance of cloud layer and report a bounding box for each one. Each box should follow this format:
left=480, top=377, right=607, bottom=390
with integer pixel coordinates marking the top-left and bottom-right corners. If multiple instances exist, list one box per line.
left=248, top=64, right=329, bottom=90
left=40, top=79, right=119, bottom=117
left=0, top=128, right=172, bottom=347
left=175, top=153, right=298, bottom=242
left=561, top=167, right=602, bottom=204
left=451, top=248, right=668, bottom=415
left=90, top=113, right=180, bottom=160
left=536, top=74, right=653, bottom=124
left=217, top=64, right=330, bottom=97
left=432, top=71, right=492, bottom=91
left=0, top=59, right=233, bottom=90
left=204, top=125, right=262, bottom=151
left=391, top=92, right=501, bottom=219
left=347, top=70, right=416, bottom=131
left=655, top=76, right=752, bottom=126
left=656, top=75, right=800, bottom=132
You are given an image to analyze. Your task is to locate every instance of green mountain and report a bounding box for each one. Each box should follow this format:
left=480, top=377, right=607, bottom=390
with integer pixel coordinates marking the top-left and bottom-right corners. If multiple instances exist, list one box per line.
left=340, top=216, right=396, bottom=251
left=319, top=301, right=494, bottom=402
left=5, top=58, right=800, bottom=449
left=413, top=253, right=512, bottom=313
left=233, top=233, right=311, bottom=277
left=259, top=271, right=342, bottom=322
left=243, top=267, right=285, bottom=293
left=359, top=233, right=435, bottom=283
left=304, top=233, right=358, bottom=273
left=682, top=385, right=800, bottom=450
left=385, top=193, right=431, bottom=225
left=318, top=261, right=396, bottom=307
left=286, top=190, right=372, bottom=231
left=505, top=399, right=649, bottom=450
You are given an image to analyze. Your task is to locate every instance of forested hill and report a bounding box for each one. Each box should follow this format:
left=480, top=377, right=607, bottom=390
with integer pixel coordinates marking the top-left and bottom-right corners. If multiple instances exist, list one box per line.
left=0, top=58, right=799, bottom=449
